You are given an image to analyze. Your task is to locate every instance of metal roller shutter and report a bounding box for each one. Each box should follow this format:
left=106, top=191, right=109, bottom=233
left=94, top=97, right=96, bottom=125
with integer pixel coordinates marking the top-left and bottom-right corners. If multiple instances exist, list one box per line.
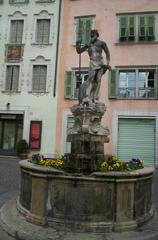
left=117, top=118, right=155, bottom=166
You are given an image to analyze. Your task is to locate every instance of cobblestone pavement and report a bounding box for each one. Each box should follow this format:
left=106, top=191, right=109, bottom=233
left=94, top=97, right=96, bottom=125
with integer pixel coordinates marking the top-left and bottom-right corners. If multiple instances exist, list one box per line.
left=0, top=156, right=20, bottom=240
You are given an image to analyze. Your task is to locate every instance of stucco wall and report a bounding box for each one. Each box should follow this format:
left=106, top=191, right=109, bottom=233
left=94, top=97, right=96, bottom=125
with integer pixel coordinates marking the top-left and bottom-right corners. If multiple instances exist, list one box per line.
left=0, top=0, right=60, bottom=153
left=56, top=0, right=158, bottom=158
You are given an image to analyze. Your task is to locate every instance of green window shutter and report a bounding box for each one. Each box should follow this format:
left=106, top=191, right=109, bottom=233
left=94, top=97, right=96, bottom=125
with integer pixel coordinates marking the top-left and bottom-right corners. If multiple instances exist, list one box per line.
left=85, top=18, right=92, bottom=44
left=119, top=16, right=128, bottom=41
left=128, top=16, right=135, bottom=41
left=65, top=71, right=73, bottom=99
left=108, top=69, right=117, bottom=99
left=138, top=16, right=146, bottom=41
left=76, top=18, right=84, bottom=43
left=147, top=15, right=155, bottom=41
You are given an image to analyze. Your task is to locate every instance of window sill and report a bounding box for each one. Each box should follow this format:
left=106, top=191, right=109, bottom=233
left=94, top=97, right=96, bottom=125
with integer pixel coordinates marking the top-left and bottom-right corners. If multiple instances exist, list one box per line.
left=2, top=91, right=21, bottom=94
left=9, top=2, right=29, bottom=4
left=111, top=97, right=157, bottom=100
left=35, top=0, right=55, bottom=3
left=115, top=41, right=158, bottom=46
left=28, top=91, right=49, bottom=94
left=31, top=43, right=53, bottom=46
left=6, top=43, right=25, bottom=46
left=64, top=97, right=78, bottom=100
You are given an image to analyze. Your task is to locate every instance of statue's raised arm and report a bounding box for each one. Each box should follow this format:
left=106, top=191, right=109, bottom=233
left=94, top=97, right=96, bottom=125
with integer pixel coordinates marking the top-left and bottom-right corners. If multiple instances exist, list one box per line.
left=76, top=41, right=89, bottom=54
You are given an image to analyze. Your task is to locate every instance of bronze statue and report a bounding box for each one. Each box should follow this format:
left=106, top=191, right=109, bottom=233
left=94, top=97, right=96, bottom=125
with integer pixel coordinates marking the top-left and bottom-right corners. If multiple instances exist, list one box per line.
left=76, top=29, right=111, bottom=104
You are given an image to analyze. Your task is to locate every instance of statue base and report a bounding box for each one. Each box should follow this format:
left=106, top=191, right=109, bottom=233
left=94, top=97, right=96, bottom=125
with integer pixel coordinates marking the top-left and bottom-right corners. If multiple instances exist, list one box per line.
left=66, top=102, right=110, bottom=173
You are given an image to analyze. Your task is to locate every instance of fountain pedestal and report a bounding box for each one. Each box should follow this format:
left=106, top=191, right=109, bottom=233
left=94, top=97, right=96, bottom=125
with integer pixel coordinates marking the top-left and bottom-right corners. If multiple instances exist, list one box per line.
left=67, top=102, right=109, bottom=172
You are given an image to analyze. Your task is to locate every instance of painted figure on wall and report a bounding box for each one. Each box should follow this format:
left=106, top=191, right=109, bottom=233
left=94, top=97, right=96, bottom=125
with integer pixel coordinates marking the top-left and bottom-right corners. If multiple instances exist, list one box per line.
left=76, top=29, right=111, bottom=104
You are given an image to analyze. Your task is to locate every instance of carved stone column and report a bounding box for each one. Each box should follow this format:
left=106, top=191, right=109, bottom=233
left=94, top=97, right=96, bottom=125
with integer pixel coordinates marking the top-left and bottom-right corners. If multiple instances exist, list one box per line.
left=66, top=102, right=110, bottom=173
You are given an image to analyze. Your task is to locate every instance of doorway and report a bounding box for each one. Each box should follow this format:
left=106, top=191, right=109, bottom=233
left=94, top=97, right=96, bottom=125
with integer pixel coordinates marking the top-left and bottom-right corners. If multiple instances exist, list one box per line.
left=0, top=114, right=23, bottom=155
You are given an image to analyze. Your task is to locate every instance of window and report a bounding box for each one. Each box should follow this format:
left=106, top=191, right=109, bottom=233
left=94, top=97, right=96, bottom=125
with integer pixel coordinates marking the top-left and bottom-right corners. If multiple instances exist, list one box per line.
left=119, top=71, right=136, bottom=98
left=32, top=11, right=54, bottom=45
left=119, top=16, right=135, bottom=41
left=32, top=65, right=47, bottom=92
left=119, top=14, right=155, bottom=42
left=64, top=69, right=88, bottom=99
left=9, top=0, right=29, bottom=3
left=75, top=16, right=94, bottom=45
left=10, top=20, right=24, bottom=44
left=138, top=70, right=155, bottom=98
left=109, top=68, right=158, bottom=99
left=5, top=65, right=20, bottom=91
left=138, top=15, right=155, bottom=41
left=36, top=19, right=50, bottom=44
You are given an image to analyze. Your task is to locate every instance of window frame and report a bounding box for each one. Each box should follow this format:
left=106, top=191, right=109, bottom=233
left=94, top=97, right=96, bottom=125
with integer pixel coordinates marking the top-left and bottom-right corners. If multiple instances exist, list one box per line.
left=118, top=70, right=136, bottom=98
left=36, top=19, right=51, bottom=44
left=4, top=64, right=21, bottom=92
left=74, top=15, right=95, bottom=45
left=117, top=68, right=157, bottom=99
left=7, top=12, right=27, bottom=45
left=32, top=11, right=54, bottom=45
left=64, top=68, right=89, bottom=99
left=29, top=56, right=51, bottom=94
left=9, top=0, right=29, bottom=4
left=32, top=64, right=48, bottom=93
left=118, top=13, right=156, bottom=43
left=9, top=19, right=24, bottom=44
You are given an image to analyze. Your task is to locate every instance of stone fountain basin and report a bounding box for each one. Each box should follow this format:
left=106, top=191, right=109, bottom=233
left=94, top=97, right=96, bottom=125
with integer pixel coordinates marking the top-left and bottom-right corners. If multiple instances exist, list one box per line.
left=17, top=160, right=154, bottom=233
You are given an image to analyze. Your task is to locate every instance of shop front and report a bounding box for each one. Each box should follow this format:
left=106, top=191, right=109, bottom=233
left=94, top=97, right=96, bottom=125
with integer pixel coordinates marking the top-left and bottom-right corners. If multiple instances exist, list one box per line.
left=0, top=114, right=23, bottom=155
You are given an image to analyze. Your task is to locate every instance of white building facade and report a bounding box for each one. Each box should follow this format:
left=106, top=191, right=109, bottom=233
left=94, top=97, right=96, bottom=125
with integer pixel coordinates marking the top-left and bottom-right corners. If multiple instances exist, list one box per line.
left=0, top=0, right=61, bottom=155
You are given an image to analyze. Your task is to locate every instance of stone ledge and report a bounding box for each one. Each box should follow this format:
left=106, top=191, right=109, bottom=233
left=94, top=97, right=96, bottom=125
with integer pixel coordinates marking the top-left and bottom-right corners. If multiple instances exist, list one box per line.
left=19, top=160, right=65, bottom=176
left=91, top=166, right=155, bottom=178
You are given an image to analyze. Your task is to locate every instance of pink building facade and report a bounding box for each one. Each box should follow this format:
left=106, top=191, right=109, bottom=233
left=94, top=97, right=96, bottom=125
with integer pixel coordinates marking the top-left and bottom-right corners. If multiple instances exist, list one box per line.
left=56, top=0, right=158, bottom=167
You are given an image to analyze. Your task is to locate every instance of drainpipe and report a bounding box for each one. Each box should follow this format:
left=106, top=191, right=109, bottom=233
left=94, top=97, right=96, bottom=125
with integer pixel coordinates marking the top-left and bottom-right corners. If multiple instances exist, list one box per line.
left=53, top=0, right=62, bottom=97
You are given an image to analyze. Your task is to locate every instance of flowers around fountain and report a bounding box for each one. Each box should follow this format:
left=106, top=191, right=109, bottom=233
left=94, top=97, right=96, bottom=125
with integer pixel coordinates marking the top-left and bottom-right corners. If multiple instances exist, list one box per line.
left=31, top=153, right=65, bottom=169
left=100, top=155, right=144, bottom=171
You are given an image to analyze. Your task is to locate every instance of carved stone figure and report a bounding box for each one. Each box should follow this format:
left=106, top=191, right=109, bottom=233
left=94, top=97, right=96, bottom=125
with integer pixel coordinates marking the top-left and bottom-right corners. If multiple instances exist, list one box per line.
left=76, top=29, right=111, bottom=104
